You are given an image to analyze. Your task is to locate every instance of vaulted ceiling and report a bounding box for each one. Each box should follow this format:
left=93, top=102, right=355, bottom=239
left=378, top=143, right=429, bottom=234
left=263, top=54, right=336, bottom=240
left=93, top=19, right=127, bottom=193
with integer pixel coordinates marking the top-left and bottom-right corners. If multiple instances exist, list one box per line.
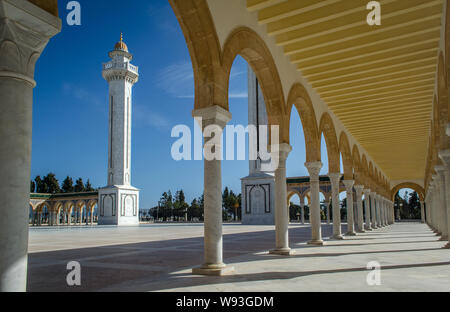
left=247, top=0, right=444, bottom=181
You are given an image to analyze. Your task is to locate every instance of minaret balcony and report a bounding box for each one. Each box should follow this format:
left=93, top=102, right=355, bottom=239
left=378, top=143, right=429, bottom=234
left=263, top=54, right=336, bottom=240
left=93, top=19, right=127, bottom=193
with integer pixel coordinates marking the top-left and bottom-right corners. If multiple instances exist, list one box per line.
left=102, top=61, right=139, bottom=82
left=102, top=61, right=139, bottom=74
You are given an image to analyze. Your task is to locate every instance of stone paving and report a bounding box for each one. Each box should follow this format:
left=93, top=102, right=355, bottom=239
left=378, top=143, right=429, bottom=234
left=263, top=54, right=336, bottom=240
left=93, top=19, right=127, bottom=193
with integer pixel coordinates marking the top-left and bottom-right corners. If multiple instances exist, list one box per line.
left=27, top=222, right=450, bottom=291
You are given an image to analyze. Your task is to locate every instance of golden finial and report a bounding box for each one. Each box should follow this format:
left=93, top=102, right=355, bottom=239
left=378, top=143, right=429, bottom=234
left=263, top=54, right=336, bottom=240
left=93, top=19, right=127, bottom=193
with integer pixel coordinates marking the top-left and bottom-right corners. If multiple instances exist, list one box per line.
left=120, top=32, right=123, bottom=42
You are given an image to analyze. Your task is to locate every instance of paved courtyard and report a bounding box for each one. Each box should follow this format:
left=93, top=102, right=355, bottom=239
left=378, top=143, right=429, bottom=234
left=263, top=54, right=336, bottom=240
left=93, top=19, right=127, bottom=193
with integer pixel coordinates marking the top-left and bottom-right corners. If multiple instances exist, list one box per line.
left=27, top=222, right=450, bottom=292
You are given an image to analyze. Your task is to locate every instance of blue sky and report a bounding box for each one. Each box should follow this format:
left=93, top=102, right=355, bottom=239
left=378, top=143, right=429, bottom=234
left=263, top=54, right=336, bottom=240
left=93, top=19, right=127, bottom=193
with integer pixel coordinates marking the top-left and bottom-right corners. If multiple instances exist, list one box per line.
left=34, top=0, right=406, bottom=209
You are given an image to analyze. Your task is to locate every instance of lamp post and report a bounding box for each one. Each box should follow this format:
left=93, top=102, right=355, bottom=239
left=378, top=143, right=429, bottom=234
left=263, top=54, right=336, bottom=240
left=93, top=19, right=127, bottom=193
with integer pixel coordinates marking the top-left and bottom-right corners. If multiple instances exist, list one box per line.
left=234, top=202, right=239, bottom=221
left=398, top=202, right=403, bottom=221
left=157, top=200, right=161, bottom=222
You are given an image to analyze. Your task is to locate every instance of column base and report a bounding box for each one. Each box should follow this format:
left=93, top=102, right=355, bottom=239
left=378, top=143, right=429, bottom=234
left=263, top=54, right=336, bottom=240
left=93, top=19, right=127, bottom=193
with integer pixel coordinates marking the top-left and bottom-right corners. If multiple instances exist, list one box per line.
left=435, top=232, right=442, bottom=236
left=356, top=229, right=365, bottom=233
left=269, top=248, right=295, bottom=256
left=331, top=234, right=344, bottom=240
left=443, top=242, right=450, bottom=249
left=345, top=231, right=357, bottom=236
left=365, top=227, right=373, bottom=231
left=307, top=240, right=325, bottom=246
left=438, top=235, right=448, bottom=241
left=192, top=263, right=235, bottom=276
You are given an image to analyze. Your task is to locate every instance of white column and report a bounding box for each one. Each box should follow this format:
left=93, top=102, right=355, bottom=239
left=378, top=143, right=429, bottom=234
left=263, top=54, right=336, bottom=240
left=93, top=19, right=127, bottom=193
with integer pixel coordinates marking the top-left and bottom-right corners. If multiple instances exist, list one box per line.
left=435, top=166, right=448, bottom=240
left=391, top=201, right=395, bottom=224
left=375, top=195, right=382, bottom=227
left=363, top=189, right=372, bottom=230
left=300, top=197, right=305, bottom=225
left=420, top=200, right=425, bottom=223
left=270, top=144, right=293, bottom=255
left=354, top=185, right=365, bottom=232
left=382, top=198, right=388, bottom=226
left=0, top=0, right=61, bottom=291
left=431, top=176, right=441, bottom=234
left=439, top=150, right=450, bottom=248
left=429, top=184, right=436, bottom=231
left=325, top=199, right=330, bottom=225
left=306, top=162, right=324, bottom=245
left=191, top=106, right=233, bottom=275
left=370, top=191, right=377, bottom=230
left=343, top=180, right=356, bottom=236
left=329, top=173, right=343, bottom=239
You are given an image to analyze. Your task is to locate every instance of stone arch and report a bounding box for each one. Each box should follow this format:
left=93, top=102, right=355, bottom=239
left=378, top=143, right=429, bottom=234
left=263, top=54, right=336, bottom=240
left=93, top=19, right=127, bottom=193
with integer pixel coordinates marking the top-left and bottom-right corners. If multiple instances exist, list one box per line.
left=339, top=132, right=353, bottom=180
left=222, top=27, right=286, bottom=141
left=437, top=52, right=449, bottom=149
left=54, top=201, right=63, bottom=215
left=361, top=154, right=369, bottom=186
left=286, top=83, right=321, bottom=161
left=169, top=0, right=222, bottom=110
left=352, top=144, right=362, bottom=184
left=64, top=201, right=74, bottom=213
left=318, top=112, right=340, bottom=174
left=391, top=182, right=425, bottom=201
left=87, top=199, right=97, bottom=211
left=287, top=191, right=301, bottom=205
left=432, top=96, right=442, bottom=166
left=368, top=161, right=374, bottom=188
left=446, top=0, right=450, bottom=88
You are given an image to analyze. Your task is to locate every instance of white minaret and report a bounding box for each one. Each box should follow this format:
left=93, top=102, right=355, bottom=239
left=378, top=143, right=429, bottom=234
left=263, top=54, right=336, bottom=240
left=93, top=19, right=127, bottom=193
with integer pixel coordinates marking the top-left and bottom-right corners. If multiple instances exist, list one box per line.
left=98, top=34, right=140, bottom=226
left=241, top=66, right=275, bottom=225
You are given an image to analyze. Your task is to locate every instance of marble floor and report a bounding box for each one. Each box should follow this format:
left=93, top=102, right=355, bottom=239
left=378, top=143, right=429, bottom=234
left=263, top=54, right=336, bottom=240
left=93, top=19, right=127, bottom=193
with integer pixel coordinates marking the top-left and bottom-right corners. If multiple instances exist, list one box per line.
left=27, top=222, right=450, bottom=291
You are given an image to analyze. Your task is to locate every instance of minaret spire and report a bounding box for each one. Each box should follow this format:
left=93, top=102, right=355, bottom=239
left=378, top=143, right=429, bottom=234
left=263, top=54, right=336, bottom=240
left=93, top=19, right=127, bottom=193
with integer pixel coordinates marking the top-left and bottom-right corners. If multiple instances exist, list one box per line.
left=98, top=38, right=140, bottom=226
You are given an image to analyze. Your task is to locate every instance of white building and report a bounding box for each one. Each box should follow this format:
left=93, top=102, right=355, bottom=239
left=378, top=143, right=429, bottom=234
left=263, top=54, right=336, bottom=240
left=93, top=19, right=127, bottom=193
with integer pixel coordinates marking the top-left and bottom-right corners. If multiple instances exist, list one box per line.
left=241, top=66, right=275, bottom=225
left=98, top=34, right=140, bottom=226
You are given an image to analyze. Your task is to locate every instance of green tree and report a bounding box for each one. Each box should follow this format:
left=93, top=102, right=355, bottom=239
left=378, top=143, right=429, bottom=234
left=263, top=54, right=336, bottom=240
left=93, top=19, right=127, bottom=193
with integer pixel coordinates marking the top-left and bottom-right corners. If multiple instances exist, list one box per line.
left=408, top=191, right=420, bottom=219
left=34, top=176, right=45, bottom=193
left=43, top=173, right=61, bottom=194
left=74, top=178, right=85, bottom=193
left=30, top=180, right=35, bottom=193
left=85, top=179, right=94, bottom=191
left=159, top=191, right=173, bottom=221
left=222, top=187, right=240, bottom=221
left=188, top=198, right=203, bottom=221
left=173, top=189, right=189, bottom=221
left=61, top=176, right=74, bottom=193
left=289, top=203, right=301, bottom=221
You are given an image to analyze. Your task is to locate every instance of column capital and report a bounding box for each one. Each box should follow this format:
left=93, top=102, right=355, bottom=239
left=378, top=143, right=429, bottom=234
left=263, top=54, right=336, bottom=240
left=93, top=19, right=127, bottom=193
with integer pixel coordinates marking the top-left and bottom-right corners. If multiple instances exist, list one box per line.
left=438, top=149, right=450, bottom=167
left=271, top=143, right=292, bottom=160
left=434, top=165, right=446, bottom=174
left=0, top=0, right=61, bottom=85
left=354, top=184, right=364, bottom=192
left=363, top=188, right=371, bottom=196
left=328, top=172, right=342, bottom=182
left=304, top=161, right=322, bottom=179
left=342, top=179, right=354, bottom=189
left=192, top=105, right=232, bottom=129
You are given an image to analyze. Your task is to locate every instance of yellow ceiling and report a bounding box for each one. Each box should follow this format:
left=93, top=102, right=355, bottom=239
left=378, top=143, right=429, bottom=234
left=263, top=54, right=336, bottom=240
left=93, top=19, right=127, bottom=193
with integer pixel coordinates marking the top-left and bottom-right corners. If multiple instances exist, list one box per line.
left=247, top=0, right=444, bottom=181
